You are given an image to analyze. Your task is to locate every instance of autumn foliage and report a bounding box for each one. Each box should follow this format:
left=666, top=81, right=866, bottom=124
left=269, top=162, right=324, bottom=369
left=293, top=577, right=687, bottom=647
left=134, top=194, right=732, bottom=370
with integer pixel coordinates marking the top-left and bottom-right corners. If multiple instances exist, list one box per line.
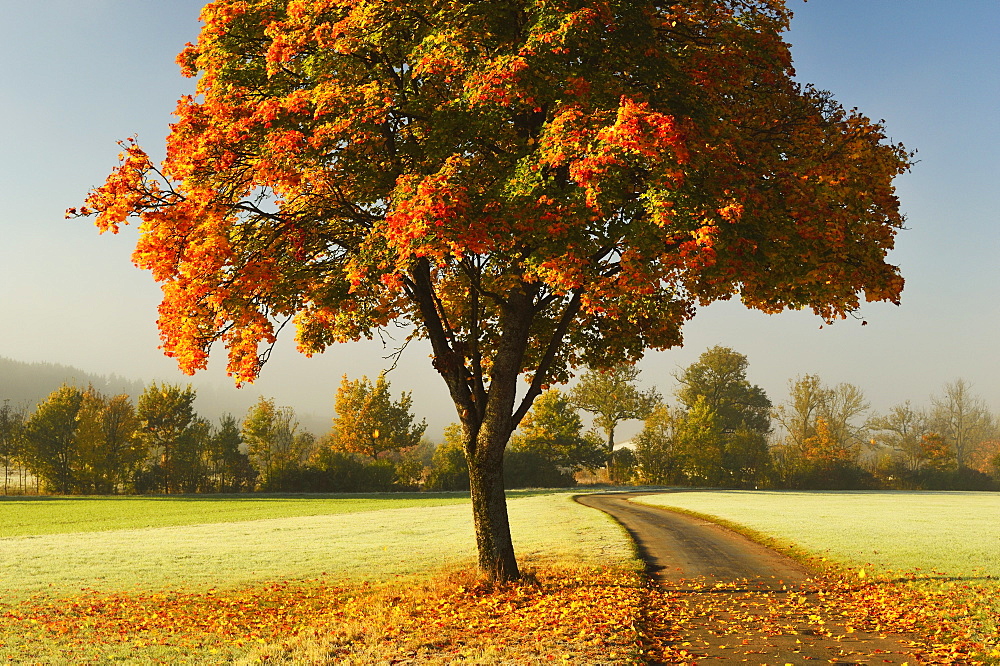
left=2, top=565, right=997, bottom=663
left=74, top=0, right=909, bottom=379
left=0, top=568, right=647, bottom=663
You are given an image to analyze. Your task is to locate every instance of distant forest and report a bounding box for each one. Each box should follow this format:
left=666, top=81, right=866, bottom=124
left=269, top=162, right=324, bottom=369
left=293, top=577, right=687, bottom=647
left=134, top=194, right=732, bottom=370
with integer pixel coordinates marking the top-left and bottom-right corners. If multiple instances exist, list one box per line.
left=0, top=357, right=313, bottom=429
left=0, top=357, right=145, bottom=409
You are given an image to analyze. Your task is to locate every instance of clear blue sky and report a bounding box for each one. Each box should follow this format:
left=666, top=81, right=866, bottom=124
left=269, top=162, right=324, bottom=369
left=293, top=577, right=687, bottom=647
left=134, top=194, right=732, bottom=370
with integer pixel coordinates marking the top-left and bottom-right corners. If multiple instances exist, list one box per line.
left=1, top=1, right=998, bottom=438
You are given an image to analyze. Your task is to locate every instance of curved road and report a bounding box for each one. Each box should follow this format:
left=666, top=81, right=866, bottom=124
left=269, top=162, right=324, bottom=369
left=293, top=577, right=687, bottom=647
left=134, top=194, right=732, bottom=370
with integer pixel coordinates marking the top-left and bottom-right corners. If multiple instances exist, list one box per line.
left=577, top=492, right=920, bottom=664
left=576, top=492, right=808, bottom=588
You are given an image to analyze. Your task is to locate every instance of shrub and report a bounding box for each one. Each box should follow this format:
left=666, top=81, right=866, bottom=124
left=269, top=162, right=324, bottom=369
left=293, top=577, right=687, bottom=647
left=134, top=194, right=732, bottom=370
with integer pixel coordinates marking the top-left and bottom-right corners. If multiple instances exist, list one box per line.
left=503, top=450, right=575, bottom=489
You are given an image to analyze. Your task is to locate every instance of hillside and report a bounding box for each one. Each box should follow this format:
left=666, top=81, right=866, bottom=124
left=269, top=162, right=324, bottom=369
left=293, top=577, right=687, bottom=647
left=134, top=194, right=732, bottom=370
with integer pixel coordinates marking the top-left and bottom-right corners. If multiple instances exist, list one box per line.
left=0, top=357, right=330, bottom=434
left=0, top=357, right=145, bottom=409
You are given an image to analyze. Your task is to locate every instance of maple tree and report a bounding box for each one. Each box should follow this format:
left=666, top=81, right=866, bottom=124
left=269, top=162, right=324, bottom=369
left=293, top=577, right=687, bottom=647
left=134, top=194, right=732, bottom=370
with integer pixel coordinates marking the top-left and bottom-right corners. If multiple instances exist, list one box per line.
left=74, top=0, right=909, bottom=580
left=801, top=417, right=854, bottom=463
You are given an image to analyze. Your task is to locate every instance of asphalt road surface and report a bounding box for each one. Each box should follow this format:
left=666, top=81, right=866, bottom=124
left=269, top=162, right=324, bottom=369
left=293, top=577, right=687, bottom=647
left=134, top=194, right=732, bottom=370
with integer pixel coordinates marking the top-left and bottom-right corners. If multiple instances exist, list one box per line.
left=576, top=492, right=809, bottom=588
left=577, top=492, right=922, bottom=665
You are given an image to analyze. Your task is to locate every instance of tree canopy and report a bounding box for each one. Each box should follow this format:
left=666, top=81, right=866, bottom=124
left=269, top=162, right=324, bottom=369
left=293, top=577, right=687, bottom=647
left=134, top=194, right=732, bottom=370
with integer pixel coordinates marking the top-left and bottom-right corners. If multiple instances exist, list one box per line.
left=674, top=346, right=771, bottom=435
left=74, top=0, right=910, bottom=581
left=512, top=388, right=605, bottom=472
left=569, top=364, right=660, bottom=450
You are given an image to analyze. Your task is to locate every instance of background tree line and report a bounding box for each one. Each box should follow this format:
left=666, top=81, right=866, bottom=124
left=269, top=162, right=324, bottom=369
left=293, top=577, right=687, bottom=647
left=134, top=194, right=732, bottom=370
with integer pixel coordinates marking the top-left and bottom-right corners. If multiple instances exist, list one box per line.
left=430, top=346, right=1000, bottom=492
left=3, top=348, right=998, bottom=495
left=611, top=348, right=1000, bottom=491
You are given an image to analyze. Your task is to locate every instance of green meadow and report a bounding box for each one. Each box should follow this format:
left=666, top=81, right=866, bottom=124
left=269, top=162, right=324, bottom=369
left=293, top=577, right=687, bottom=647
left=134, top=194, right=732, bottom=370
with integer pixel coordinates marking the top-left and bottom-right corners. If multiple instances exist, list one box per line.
left=634, top=489, right=1000, bottom=578
left=6, top=489, right=998, bottom=602
left=0, top=493, right=472, bottom=537
left=0, top=491, right=635, bottom=601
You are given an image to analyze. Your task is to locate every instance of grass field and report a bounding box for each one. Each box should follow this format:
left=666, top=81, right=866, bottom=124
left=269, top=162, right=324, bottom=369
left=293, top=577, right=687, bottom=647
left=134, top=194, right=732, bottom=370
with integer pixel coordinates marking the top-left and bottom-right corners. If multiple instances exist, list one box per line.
left=0, top=491, right=633, bottom=600
left=0, top=491, right=643, bottom=663
left=4, top=489, right=999, bottom=663
left=633, top=489, right=1000, bottom=578
left=0, top=493, right=473, bottom=537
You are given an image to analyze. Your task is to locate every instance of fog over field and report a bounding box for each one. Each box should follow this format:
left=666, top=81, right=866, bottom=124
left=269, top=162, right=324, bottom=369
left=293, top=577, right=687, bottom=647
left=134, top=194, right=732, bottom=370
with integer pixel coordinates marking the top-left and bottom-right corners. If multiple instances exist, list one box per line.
left=1, top=2, right=999, bottom=440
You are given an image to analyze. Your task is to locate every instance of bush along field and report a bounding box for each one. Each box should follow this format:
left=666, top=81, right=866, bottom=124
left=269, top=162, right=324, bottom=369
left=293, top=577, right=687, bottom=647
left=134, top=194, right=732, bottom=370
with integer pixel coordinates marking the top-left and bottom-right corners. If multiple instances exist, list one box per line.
left=635, top=490, right=1000, bottom=663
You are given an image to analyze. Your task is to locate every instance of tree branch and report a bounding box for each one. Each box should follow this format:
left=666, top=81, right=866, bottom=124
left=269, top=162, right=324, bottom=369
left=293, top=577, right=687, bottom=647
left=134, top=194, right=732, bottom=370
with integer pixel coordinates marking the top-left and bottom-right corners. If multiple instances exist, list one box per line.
left=405, top=259, right=476, bottom=427
left=511, top=291, right=583, bottom=427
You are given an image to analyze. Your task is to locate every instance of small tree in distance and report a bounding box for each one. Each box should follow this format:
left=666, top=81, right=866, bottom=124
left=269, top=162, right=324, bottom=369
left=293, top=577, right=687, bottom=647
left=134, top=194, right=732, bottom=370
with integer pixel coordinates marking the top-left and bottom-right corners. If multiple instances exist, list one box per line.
left=243, top=397, right=314, bottom=490
left=673, top=347, right=772, bottom=486
left=509, top=388, right=605, bottom=484
left=772, top=375, right=872, bottom=488
left=918, top=432, right=956, bottom=472
left=0, top=401, right=27, bottom=494
left=868, top=401, right=930, bottom=472
left=24, top=385, right=84, bottom=494
left=424, top=424, right=470, bottom=492
left=75, top=0, right=911, bottom=580
left=930, top=379, right=994, bottom=470
left=674, top=346, right=771, bottom=435
left=206, top=414, right=253, bottom=492
left=74, top=390, right=143, bottom=493
left=633, top=403, right=681, bottom=486
left=331, top=373, right=426, bottom=459
left=569, top=365, right=660, bottom=453
left=136, top=383, right=197, bottom=494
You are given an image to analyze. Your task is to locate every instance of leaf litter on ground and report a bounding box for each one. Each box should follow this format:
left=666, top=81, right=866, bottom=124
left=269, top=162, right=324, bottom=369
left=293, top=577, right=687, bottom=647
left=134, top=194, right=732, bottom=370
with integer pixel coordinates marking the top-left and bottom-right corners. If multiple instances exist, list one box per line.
left=2, top=564, right=998, bottom=664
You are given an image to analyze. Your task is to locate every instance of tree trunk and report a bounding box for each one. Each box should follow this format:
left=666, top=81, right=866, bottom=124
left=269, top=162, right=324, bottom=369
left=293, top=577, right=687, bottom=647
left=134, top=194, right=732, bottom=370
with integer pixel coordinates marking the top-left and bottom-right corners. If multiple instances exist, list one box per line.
left=461, top=305, right=533, bottom=582
left=409, top=259, right=571, bottom=582
left=467, top=428, right=519, bottom=581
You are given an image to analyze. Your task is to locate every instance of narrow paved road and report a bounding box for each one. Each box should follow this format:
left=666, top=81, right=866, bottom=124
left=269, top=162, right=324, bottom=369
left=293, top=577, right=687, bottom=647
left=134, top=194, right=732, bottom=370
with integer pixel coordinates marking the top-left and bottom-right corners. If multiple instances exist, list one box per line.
left=577, top=492, right=921, bottom=665
left=576, top=493, right=808, bottom=588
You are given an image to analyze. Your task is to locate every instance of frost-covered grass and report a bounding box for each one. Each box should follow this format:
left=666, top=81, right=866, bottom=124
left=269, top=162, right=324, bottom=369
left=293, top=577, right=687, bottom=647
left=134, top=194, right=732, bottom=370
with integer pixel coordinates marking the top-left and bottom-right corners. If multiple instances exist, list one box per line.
left=0, top=491, right=634, bottom=600
left=634, top=490, right=1000, bottom=578
left=0, top=493, right=472, bottom=537
left=0, top=491, right=638, bottom=664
